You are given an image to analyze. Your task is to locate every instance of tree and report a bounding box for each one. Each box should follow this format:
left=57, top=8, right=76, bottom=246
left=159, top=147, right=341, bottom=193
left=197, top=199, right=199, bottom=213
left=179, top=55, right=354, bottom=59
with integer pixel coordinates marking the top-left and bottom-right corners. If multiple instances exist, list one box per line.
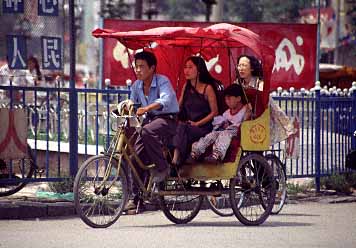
left=223, top=0, right=264, bottom=22
left=99, top=0, right=130, bottom=19
left=155, top=0, right=314, bottom=23
left=262, top=0, right=315, bottom=22
left=156, top=0, right=205, bottom=20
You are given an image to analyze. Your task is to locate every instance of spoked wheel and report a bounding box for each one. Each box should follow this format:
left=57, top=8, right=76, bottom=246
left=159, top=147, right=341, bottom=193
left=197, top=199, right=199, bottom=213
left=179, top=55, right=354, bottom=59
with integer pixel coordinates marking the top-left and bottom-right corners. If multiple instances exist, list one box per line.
left=28, top=107, right=40, bottom=137
left=53, top=98, right=70, bottom=141
left=205, top=180, right=234, bottom=217
left=47, top=107, right=56, bottom=140
left=0, top=145, right=35, bottom=197
left=74, top=155, right=129, bottom=228
left=59, top=110, right=70, bottom=141
left=230, top=153, right=276, bottom=226
left=265, top=154, right=287, bottom=214
left=159, top=179, right=204, bottom=224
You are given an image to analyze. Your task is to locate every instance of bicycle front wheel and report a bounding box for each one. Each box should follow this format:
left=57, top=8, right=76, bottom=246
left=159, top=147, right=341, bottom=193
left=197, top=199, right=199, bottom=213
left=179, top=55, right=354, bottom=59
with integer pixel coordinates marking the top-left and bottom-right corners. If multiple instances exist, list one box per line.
left=0, top=145, right=35, bottom=197
left=265, top=154, right=287, bottom=214
left=74, top=155, right=128, bottom=228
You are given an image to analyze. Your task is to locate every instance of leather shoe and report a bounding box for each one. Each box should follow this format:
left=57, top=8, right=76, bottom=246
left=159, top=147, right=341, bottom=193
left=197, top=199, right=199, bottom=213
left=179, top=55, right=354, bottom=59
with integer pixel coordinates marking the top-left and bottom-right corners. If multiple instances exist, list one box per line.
left=124, top=199, right=137, bottom=211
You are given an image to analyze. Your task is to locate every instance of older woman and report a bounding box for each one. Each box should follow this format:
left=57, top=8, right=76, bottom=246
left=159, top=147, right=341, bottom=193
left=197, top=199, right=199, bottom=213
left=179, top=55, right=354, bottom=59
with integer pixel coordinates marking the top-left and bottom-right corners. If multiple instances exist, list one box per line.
left=235, top=54, right=295, bottom=145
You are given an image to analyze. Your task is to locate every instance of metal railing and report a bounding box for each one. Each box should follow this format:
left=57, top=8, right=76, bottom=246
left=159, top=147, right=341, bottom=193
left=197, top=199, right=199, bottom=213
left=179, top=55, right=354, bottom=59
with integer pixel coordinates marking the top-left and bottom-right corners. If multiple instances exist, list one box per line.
left=1, top=81, right=355, bottom=189
left=270, top=81, right=356, bottom=190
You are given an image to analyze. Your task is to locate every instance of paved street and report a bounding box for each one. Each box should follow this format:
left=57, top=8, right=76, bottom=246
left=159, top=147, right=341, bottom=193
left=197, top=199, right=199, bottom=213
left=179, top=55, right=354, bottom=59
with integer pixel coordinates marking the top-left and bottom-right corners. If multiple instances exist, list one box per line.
left=1, top=202, right=355, bottom=248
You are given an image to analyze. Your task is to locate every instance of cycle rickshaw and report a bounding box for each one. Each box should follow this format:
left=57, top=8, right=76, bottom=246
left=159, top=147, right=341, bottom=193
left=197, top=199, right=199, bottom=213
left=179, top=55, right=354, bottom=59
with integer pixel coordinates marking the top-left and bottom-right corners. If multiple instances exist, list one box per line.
left=73, top=23, right=278, bottom=228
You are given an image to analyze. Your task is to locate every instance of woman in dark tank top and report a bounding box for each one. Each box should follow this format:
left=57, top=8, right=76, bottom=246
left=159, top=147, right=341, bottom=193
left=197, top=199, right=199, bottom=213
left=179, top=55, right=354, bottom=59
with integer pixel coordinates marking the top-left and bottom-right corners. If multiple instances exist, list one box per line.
left=172, top=56, right=219, bottom=165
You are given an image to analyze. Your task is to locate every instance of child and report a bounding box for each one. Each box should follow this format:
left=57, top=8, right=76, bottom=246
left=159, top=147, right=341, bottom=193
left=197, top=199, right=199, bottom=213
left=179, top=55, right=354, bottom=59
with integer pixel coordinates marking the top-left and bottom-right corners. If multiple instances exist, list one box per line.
left=191, top=84, right=251, bottom=163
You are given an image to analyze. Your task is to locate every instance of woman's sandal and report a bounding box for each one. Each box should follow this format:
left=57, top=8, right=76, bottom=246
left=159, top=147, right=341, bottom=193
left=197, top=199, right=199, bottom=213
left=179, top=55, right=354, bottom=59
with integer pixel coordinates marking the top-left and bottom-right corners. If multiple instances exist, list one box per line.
left=204, top=152, right=222, bottom=164
left=190, top=151, right=199, bottom=160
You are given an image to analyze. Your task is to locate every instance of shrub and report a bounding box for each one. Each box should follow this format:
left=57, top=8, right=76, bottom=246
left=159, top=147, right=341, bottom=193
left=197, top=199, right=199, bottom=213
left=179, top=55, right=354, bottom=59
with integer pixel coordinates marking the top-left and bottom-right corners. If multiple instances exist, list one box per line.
left=287, top=182, right=311, bottom=195
left=48, top=177, right=74, bottom=193
left=320, top=173, right=353, bottom=194
left=345, top=172, right=356, bottom=188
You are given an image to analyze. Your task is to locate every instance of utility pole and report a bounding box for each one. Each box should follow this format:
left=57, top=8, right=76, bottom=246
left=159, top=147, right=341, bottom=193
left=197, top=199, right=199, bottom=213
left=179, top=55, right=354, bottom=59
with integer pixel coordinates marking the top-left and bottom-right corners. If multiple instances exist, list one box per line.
left=135, top=0, right=143, bottom=19
left=212, top=0, right=223, bottom=21
left=334, top=0, right=341, bottom=64
left=144, top=0, right=158, bottom=20
left=69, top=0, right=78, bottom=177
left=202, top=0, right=217, bottom=22
left=316, top=0, right=321, bottom=82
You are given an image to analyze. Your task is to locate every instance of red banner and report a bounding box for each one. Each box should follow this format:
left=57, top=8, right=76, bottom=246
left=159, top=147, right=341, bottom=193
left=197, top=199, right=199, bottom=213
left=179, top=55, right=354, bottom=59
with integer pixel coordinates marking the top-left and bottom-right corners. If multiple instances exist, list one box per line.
left=101, top=20, right=316, bottom=92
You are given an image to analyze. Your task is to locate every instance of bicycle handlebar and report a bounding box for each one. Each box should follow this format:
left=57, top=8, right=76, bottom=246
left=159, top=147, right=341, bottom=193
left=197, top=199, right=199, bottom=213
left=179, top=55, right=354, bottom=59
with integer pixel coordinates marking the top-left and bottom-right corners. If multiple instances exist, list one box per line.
left=111, top=100, right=145, bottom=128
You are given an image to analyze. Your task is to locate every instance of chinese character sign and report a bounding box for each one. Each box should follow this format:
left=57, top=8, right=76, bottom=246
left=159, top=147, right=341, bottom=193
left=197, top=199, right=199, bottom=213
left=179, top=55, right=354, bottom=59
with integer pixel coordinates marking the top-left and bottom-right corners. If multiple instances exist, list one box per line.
left=38, top=0, right=58, bottom=16
left=6, top=35, right=27, bottom=69
left=41, top=36, right=62, bottom=70
left=2, top=0, right=24, bottom=13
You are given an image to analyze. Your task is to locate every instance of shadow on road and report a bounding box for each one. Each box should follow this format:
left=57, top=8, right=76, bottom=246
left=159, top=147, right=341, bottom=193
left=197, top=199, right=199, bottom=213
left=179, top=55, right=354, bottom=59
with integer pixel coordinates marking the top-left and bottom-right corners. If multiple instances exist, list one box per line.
left=273, top=213, right=320, bottom=217
left=129, top=220, right=312, bottom=228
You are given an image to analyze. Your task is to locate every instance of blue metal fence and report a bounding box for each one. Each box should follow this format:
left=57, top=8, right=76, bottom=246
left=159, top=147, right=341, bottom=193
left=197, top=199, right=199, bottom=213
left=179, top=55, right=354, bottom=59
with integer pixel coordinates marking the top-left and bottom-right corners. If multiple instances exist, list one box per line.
left=1, top=81, right=355, bottom=187
left=271, top=82, right=356, bottom=190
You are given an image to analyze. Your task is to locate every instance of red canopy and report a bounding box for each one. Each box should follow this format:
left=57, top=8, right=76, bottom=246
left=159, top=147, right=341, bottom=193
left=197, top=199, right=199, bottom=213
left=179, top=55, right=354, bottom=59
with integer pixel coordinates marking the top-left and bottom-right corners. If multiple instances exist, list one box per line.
left=93, top=23, right=275, bottom=107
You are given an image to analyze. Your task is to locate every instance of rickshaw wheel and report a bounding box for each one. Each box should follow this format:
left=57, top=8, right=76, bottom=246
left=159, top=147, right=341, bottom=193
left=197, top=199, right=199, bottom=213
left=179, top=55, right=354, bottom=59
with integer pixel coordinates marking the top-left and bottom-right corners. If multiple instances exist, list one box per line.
left=230, top=153, right=276, bottom=226
left=205, top=180, right=234, bottom=217
left=159, top=179, right=204, bottom=224
left=74, top=155, right=129, bottom=228
left=265, top=154, right=287, bottom=214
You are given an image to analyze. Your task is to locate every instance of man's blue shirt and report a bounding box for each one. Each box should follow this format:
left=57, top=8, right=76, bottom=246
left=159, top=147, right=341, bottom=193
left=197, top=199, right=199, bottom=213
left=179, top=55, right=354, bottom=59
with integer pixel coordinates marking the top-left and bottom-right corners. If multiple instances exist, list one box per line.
left=130, top=74, right=179, bottom=115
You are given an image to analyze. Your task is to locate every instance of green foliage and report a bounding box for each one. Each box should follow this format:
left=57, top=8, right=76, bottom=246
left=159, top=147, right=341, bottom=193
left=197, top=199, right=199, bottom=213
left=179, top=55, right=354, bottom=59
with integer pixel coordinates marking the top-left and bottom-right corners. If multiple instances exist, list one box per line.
left=48, top=177, right=74, bottom=194
left=320, top=173, right=356, bottom=194
left=157, top=0, right=205, bottom=20
left=100, top=0, right=130, bottom=19
left=156, top=0, right=314, bottom=23
left=346, top=173, right=356, bottom=188
left=287, top=181, right=313, bottom=195
left=223, top=0, right=264, bottom=22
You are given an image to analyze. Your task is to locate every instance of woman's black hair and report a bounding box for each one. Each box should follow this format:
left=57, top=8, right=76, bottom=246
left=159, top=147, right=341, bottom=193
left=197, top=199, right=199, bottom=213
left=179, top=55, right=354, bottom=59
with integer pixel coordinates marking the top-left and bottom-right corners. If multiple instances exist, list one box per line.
left=182, top=56, right=226, bottom=113
left=28, top=56, right=42, bottom=81
left=224, top=84, right=247, bottom=105
left=236, top=54, right=263, bottom=79
left=185, top=56, right=218, bottom=87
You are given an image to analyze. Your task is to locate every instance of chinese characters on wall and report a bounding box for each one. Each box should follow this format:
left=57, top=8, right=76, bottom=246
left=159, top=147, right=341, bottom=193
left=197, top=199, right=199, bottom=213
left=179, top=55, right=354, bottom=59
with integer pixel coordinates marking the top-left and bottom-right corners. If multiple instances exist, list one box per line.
left=4, top=0, right=62, bottom=70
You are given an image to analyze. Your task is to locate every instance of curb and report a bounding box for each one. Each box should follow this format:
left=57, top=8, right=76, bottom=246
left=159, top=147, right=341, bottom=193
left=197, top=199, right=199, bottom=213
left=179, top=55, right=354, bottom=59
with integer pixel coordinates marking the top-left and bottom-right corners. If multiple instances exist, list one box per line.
left=0, top=200, right=75, bottom=219
left=1, top=193, right=356, bottom=220
left=287, top=190, right=356, bottom=204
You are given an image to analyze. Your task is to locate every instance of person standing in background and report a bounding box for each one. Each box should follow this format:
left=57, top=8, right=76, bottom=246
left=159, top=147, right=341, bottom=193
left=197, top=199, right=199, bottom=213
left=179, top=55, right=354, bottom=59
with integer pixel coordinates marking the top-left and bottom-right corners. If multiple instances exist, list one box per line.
left=26, top=56, right=43, bottom=86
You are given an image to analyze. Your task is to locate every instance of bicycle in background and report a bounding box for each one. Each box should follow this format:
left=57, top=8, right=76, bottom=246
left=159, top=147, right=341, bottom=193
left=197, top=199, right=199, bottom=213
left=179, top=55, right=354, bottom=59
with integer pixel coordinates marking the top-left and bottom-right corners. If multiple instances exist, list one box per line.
left=0, top=108, right=38, bottom=197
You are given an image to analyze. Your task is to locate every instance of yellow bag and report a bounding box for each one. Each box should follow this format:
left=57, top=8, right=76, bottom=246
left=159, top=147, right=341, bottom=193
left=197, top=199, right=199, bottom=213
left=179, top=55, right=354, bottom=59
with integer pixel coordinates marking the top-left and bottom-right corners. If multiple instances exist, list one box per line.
left=241, top=108, right=270, bottom=151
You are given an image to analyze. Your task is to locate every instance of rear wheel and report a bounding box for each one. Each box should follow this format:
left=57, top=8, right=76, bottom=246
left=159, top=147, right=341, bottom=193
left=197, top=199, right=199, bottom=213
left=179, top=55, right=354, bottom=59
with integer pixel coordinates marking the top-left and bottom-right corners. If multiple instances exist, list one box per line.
left=265, top=154, right=287, bottom=214
left=206, top=180, right=233, bottom=217
left=159, top=179, right=203, bottom=224
left=0, top=145, right=35, bottom=197
left=230, top=153, right=275, bottom=226
left=74, top=155, right=128, bottom=228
